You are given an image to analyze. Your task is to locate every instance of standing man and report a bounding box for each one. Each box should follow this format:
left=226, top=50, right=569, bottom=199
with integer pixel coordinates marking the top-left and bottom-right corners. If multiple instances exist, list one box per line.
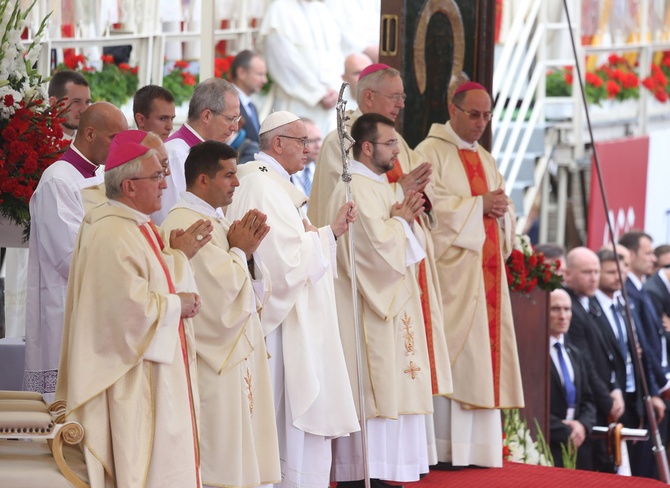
left=156, top=78, right=241, bottom=224
left=56, top=139, right=210, bottom=487
left=309, top=64, right=431, bottom=228
left=327, top=114, right=450, bottom=486
left=291, top=118, right=321, bottom=199
left=415, top=81, right=524, bottom=468
left=162, top=141, right=280, bottom=488
left=259, top=0, right=344, bottom=137
left=133, top=85, right=177, bottom=141
left=548, top=288, right=596, bottom=470
left=24, top=102, right=128, bottom=401
left=230, top=50, right=268, bottom=144
left=48, top=70, right=92, bottom=140
left=226, top=111, right=360, bottom=488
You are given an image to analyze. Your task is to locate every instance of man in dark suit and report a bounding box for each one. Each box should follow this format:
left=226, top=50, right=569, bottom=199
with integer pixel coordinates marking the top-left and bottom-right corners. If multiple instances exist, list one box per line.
left=230, top=50, right=267, bottom=144
left=549, top=288, right=596, bottom=470
left=644, top=245, right=670, bottom=328
left=564, top=247, right=619, bottom=472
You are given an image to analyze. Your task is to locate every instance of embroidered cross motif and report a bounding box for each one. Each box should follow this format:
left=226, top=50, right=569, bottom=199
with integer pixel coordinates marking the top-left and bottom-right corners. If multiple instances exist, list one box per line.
left=404, top=361, right=421, bottom=379
left=402, top=311, right=415, bottom=357
left=259, top=166, right=268, bottom=172
left=244, top=367, right=254, bottom=416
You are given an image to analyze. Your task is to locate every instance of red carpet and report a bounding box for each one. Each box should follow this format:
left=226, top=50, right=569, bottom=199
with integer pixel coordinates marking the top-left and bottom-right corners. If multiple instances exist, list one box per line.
left=401, top=462, right=667, bottom=487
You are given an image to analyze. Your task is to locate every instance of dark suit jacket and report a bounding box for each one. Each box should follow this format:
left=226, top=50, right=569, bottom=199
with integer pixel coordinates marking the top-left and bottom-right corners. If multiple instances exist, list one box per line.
left=625, top=279, right=668, bottom=395
left=644, top=273, right=670, bottom=362
left=590, top=296, right=644, bottom=422
left=239, top=102, right=260, bottom=143
left=550, top=340, right=596, bottom=468
left=564, top=288, right=616, bottom=419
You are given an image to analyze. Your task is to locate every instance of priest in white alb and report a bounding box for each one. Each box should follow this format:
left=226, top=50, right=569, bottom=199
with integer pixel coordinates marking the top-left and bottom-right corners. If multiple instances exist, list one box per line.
left=161, top=140, right=281, bottom=488
left=56, top=134, right=212, bottom=487
left=226, top=111, right=360, bottom=488
left=327, top=114, right=449, bottom=486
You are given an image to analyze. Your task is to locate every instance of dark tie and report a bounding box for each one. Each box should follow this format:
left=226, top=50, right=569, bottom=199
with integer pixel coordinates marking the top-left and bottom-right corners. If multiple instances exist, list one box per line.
left=248, top=102, right=260, bottom=133
left=610, top=303, right=628, bottom=358
left=554, top=342, right=576, bottom=408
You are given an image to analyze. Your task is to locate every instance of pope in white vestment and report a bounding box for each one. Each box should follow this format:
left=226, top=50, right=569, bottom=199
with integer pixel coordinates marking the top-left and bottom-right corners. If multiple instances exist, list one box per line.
left=226, top=111, right=359, bottom=488
left=56, top=138, right=205, bottom=488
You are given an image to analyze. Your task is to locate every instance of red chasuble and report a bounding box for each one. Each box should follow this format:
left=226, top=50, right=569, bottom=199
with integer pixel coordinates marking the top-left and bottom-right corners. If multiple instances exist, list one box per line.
left=457, top=149, right=503, bottom=405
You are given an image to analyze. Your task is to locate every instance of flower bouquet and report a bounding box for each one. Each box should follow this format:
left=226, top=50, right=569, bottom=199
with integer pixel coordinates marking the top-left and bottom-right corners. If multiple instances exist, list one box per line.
left=57, top=52, right=139, bottom=107
left=0, top=0, right=68, bottom=240
left=502, top=409, right=552, bottom=466
left=505, top=235, right=563, bottom=293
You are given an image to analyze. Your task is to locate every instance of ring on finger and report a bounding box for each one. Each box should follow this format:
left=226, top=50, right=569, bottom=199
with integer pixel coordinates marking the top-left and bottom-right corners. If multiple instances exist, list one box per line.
left=196, top=234, right=204, bottom=241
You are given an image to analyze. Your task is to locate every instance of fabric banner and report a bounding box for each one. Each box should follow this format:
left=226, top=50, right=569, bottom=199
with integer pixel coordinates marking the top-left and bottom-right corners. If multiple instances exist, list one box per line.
left=587, top=136, right=649, bottom=250
left=645, top=129, right=670, bottom=246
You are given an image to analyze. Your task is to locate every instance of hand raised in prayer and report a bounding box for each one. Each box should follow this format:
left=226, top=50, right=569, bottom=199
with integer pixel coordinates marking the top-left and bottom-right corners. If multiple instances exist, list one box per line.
left=178, top=292, right=202, bottom=318
left=330, top=201, right=358, bottom=238
left=170, top=219, right=213, bottom=259
left=228, top=209, right=270, bottom=260
left=482, top=188, right=509, bottom=218
left=391, top=190, right=425, bottom=224
left=399, top=162, right=432, bottom=194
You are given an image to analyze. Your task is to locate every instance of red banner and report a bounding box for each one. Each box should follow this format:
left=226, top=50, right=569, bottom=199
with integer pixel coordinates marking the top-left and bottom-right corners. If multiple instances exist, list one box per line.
left=587, top=136, right=649, bottom=250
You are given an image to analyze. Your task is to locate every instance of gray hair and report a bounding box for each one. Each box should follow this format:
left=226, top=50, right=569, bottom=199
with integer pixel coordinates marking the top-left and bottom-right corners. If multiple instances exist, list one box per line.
left=105, top=149, right=158, bottom=200
left=356, top=67, right=401, bottom=106
left=259, top=125, right=284, bottom=151
left=187, top=78, right=237, bottom=122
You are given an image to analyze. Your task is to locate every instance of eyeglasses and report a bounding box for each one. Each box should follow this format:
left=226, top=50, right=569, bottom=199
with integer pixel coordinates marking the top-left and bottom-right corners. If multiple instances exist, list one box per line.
left=453, top=104, right=493, bottom=121
left=129, top=170, right=168, bottom=183
left=371, top=90, right=407, bottom=102
left=213, top=111, right=242, bottom=125
left=368, top=139, right=399, bottom=148
left=277, top=135, right=309, bottom=148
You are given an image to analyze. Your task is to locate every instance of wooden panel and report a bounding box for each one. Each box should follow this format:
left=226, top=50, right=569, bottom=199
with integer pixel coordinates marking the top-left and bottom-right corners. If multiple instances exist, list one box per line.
left=511, top=289, right=550, bottom=440
left=379, top=0, right=496, bottom=150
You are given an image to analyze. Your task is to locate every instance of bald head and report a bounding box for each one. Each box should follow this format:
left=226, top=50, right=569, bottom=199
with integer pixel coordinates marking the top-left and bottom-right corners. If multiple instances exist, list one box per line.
left=75, top=102, right=129, bottom=166
left=565, top=247, right=600, bottom=297
left=342, top=52, right=372, bottom=99
left=549, top=288, right=572, bottom=338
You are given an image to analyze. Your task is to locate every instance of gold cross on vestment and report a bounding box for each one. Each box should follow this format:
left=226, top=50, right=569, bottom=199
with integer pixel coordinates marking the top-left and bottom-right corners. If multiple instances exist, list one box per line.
left=404, top=361, right=421, bottom=379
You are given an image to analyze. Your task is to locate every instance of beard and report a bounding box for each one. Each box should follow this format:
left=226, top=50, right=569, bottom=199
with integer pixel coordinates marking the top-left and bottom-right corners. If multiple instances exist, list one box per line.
left=63, top=121, right=78, bottom=131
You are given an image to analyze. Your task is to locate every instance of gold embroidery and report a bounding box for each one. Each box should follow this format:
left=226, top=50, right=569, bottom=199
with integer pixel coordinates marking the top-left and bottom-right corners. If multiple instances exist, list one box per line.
left=402, top=311, right=415, bottom=357
left=404, top=361, right=421, bottom=379
left=244, top=367, right=254, bottom=416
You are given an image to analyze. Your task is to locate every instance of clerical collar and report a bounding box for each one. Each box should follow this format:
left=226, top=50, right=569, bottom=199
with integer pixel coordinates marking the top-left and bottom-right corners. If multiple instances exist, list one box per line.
left=179, top=191, right=225, bottom=221
left=108, top=199, right=151, bottom=224
left=70, top=143, right=99, bottom=173
left=256, top=151, right=290, bottom=181
left=445, top=121, right=478, bottom=152
left=183, top=122, right=205, bottom=143
left=350, top=159, right=386, bottom=182
left=627, top=271, right=643, bottom=290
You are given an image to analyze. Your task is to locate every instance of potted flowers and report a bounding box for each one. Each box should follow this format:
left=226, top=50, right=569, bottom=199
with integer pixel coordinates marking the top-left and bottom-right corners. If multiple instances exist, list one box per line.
left=505, top=235, right=562, bottom=294
left=0, top=0, right=68, bottom=242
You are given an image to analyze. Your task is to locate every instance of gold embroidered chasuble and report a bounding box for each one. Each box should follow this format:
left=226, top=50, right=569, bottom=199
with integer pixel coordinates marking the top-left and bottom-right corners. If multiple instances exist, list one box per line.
left=162, top=199, right=281, bottom=488
left=326, top=166, right=436, bottom=419
left=415, top=122, right=524, bottom=409
left=55, top=202, right=200, bottom=487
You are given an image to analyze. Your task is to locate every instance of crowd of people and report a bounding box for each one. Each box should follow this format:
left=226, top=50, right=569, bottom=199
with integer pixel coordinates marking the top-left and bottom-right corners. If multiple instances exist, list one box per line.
left=12, top=24, right=670, bottom=488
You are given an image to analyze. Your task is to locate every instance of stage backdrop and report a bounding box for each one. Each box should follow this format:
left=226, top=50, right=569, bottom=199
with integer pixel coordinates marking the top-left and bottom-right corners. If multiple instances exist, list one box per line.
left=379, top=0, right=496, bottom=149
left=587, top=131, right=670, bottom=249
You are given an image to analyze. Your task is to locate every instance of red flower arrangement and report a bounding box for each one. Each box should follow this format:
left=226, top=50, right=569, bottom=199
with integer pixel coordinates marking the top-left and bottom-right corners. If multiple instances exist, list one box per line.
left=56, top=52, right=139, bottom=107
left=162, top=56, right=236, bottom=106
left=505, top=235, right=562, bottom=293
left=642, top=51, right=670, bottom=103
left=0, top=0, right=68, bottom=239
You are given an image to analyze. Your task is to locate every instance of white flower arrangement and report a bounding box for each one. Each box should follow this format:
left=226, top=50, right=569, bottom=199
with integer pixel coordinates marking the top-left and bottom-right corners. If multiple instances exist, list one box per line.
left=502, top=409, right=553, bottom=466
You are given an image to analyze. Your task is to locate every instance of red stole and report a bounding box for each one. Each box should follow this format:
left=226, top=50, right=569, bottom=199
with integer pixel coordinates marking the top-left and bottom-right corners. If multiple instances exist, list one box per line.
left=139, top=221, right=201, bottom=486
left=386, top=161, right=439, bottom=393
left=457, top=149, right=502, bottom=405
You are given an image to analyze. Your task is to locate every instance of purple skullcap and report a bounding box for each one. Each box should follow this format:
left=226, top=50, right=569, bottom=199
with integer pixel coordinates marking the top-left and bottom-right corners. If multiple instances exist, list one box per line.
left=358, top=63, right=393, bottom=81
